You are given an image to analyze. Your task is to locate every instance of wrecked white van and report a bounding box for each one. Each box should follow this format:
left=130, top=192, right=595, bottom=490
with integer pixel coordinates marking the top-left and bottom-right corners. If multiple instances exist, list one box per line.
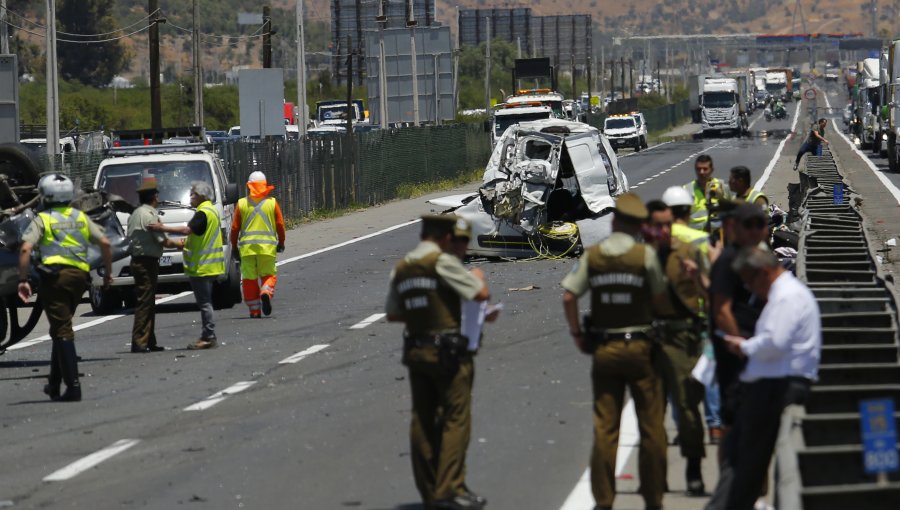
left=429, top=119, right=629, bottom=258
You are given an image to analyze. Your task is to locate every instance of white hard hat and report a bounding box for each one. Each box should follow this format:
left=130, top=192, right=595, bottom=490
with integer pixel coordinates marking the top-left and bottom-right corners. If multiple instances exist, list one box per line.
left=39, top=173, right=75, bottom=204
left=248, top=171, right=267, bottom=183
left=662, top=186, right=693, bottom=207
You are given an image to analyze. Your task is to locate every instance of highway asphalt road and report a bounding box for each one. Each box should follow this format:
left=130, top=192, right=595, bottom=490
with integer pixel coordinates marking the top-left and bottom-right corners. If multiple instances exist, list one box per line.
left=0, top=108, right=796, bottom=510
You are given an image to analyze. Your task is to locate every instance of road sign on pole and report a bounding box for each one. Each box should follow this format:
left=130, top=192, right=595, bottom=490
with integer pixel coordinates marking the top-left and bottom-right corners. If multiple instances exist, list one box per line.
left=804, top=88, right=816, bottom=100
left=859, top=398, right=899, bottom=477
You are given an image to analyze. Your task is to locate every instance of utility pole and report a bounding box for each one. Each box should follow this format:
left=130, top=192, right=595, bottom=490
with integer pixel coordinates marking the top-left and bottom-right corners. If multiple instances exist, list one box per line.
left=149, top=0, right=162, bottom=136
left=408, top=0, right=419, bottom=126
left=376, top=0, right=388, bottom=128
left=870, top=0, right=877, bottom=38
left=296, top=0, right=308, bottom=136
left=609, top=59, right=614, bottom=100
left=571, top=54, right=576, bottom=102
left=346, top=35, right=354, bottom=136
left=517, top=36, right=521, bottom=59
left=484, top=16, right=491, bottom=113
left=600, top=46, right=605, bottom=98
left=263, top=5, right=272, bottom=68
left=586, top=56, right=592, bottom=113
left=192, top=0, right=203, bottom=127
left=1, top=0, right=9, bottom=54
left=620, top=56, right=625, bottom=101
left=45, top=0, right=59, bottom=158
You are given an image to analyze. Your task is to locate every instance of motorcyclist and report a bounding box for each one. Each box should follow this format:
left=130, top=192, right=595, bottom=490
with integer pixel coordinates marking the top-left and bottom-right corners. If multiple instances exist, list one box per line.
left=774, top=99, right=786, bottom=117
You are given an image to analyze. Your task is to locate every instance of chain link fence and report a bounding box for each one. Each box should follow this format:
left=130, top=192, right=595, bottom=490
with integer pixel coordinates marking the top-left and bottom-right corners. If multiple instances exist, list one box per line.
left=39, top=123, right=492, bottom=223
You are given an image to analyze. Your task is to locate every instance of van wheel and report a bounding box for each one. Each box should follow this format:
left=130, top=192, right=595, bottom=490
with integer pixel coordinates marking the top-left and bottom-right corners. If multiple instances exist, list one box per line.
left=90, top=285, right=122, bottom=315
left=212, top=261, right=241, bottom=310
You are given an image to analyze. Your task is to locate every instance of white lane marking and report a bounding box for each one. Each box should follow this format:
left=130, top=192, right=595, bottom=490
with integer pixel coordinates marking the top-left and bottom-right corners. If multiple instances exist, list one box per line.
left=630, top=140, right=727, bottom=189
left=11, top=219, right=424, bottom=352
left=276, top=219, right=422, bottom=267
left=618, top=140, right=675, bottom=158
left=754, top=101, right=802, bottom=190
left=183, top=381, right=257, bottom=411
left=822, top=93, right=900, bottom=204
left=43, top=439, right=140, bottom=482
left=558, top=400, right=639, bottom=510
left=558, top=468, right=592, bottom=510
left=349, top=313, right=386, bottom=330
left=279, top=344, right=330, bottom=364
left=9, top=291, right=194, bottom=351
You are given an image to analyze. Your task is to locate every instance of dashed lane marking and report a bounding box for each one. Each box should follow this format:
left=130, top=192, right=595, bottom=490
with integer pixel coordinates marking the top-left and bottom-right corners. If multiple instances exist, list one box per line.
left=279, top=344, right=330, bottom=364
left=183, top=381, right=257, bottom=411
left=630, top=140, right=727, bottom=189
left=822, top=93, right=900, bottom=205
left=43, top=439, right=140, bottom=482
left=349, top=313, right=387, bottom=330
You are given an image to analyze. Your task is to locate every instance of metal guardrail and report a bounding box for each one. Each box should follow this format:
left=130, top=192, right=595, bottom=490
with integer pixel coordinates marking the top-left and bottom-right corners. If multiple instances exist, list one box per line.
left=778, top=148, right=900, bottom=509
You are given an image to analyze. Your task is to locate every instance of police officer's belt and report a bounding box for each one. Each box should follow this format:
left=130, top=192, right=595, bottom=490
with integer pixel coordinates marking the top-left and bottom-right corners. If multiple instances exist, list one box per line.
left=404, top=331, right=469, bottom=350
left=654, top=317, right=700, bottom=333
left=584, top=326, right=653, bottom=345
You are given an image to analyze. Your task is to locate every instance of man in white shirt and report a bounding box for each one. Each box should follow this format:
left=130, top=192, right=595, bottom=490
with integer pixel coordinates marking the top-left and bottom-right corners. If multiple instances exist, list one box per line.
left=706, top=247, right=821, bottom=510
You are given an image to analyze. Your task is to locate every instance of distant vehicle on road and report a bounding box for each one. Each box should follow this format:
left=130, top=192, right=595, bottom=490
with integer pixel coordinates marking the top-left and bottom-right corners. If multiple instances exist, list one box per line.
left=204, top=130, right=230, bottom=144
left=604, top=114, right=644, bottom=152
left=91, top=143, right=242, bottom=314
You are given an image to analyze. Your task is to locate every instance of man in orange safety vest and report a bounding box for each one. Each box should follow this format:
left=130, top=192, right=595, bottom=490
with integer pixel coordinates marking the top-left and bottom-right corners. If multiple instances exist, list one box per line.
left=230, top=171, right=286, bottom=317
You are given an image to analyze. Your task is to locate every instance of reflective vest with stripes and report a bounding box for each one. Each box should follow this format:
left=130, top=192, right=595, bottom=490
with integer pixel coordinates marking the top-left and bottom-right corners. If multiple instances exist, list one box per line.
left=672, top=223, right=710, bottom=259
left=685, top=178, right=724, bottom=230
left=237, top=197, right=278, bottom=257
left=184, top=201, right=225, bottom=277
left=740, top=187, right=768, bottom=208
left=38, top=207, right=91, bottom=272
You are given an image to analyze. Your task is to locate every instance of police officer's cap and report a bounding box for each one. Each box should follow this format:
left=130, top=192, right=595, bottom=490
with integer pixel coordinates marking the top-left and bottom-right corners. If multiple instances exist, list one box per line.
left=421, top=214, right=458, bottom=237
left=613, top=192, right=649, bottom=220
left=452, top=217, right=472, bottom=240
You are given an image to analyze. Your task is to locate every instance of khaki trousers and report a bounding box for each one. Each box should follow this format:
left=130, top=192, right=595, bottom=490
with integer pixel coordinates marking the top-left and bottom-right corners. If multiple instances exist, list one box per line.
left=41, top=267, right=89, bottom=340
left=590, top=338, right=667, bottom=509
left=405, top=346, right=474, bottom=506
left=131, top=256, right=160, bottom=348
left=657, top=328, right=706, bottom=460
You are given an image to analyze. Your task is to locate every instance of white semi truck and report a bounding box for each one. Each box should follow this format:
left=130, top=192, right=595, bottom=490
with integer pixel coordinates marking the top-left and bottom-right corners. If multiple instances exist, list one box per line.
left=701, top=77, right=748, bottom=137
left=855, top=57, right=881, bottom=150
left=886, top=41, right=900, bottom=172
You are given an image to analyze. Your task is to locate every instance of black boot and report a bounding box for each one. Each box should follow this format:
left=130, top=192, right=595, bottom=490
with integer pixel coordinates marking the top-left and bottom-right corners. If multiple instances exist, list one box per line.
left=43, top=338, right=62, bottom=400
left=58, top=339, right=81, bottom=402
left=685, top=456, right=705, bottom=496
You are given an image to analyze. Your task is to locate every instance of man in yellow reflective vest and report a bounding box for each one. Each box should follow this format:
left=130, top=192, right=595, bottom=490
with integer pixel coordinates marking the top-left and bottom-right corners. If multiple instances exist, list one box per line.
left=685, top=155, right=726, bottom=231
left=17, top=174, right=113, bottom=402
left=230, top=171, right=285, bottom=318
left=165, top=181, right=225, bottom=350
left=727, top=166, right=768, bottom=209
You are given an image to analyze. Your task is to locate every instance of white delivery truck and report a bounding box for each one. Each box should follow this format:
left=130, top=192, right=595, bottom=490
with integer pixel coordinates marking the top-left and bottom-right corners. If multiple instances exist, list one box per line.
left=491, top=103, right=554, bottom=146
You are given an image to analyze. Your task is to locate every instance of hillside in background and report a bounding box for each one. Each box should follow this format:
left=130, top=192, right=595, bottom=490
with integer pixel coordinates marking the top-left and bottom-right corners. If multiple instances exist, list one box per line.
left=7, top=0, right=895, bottom=82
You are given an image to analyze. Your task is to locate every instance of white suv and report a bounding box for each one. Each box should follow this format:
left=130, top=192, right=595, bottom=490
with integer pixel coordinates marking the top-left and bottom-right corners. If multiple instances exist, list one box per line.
left=604, top=114, right=645, bottom=152
left=90, top=144, right=242, bottom=314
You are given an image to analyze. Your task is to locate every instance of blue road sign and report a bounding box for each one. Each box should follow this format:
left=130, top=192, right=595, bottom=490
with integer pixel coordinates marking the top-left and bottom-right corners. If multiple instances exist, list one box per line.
left=859, top=398, right=899, bottom=474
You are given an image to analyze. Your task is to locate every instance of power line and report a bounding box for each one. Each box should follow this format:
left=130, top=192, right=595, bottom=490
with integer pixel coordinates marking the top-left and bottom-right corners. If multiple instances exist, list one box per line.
left=165, top=21, right=268, bottom=41
left=1, top=18, right=154, bottom=44
left=4, top=6, right=160, bottom=38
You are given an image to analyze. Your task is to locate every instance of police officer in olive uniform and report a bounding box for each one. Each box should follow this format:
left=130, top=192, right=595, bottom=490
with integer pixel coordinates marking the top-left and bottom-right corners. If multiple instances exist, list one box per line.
left=561, top=193, right=669, bottom=510
left=17, top=174, right=113, bottom=402
left=386, top=215, right=490, bottom=510
left=646, top=199, right=710, bottom=496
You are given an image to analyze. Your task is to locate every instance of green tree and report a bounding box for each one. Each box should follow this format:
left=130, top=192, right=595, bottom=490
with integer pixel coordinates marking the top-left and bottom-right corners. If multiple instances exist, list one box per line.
left=57, top=0, right=129, bottom=87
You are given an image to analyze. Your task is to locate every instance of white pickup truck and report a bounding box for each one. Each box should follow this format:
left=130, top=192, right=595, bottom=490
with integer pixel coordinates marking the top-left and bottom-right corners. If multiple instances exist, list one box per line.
left=89, top=144, right=242, bottom=314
